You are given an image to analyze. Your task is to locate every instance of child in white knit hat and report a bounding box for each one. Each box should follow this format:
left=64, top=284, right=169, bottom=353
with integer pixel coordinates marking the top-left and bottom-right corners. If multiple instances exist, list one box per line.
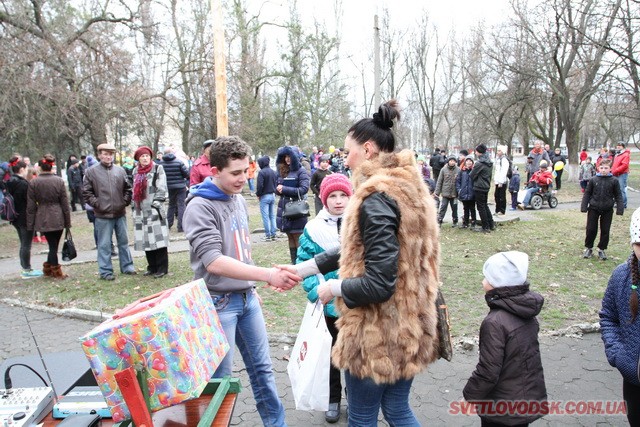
left=463, top=251, right=548, bottom=426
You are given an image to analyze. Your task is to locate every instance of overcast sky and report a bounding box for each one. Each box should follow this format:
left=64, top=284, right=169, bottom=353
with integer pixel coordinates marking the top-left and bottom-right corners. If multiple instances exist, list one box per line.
left=255, top=0, right=511, bottom=56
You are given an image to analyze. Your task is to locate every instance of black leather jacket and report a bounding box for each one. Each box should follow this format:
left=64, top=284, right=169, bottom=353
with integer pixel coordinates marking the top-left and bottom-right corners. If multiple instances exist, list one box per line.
left=315, top=192, right=400, bottom=308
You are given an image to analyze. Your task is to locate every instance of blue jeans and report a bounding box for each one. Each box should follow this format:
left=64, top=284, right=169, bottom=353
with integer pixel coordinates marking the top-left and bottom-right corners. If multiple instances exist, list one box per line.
left=211, top=292, right=286, bottom=427
left=95, top=216, right=134, bottom=277
left=259, top=193, right=277, bottom=238
left=248, top=178, right=255, bottom=193
left=617, top=173, right=628, bottom=208
left=522, top=186, right=538, bottom=206
left=13, top=225, right=33, bottom=270
left=344, top=370, right=420, bottom=426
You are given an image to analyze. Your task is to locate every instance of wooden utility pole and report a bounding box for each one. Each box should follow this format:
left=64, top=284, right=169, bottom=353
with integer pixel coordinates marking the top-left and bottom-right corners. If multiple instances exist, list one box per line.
left=374, top=14, right=380, bottom=109
left=211, top=0, right=229, bottom=136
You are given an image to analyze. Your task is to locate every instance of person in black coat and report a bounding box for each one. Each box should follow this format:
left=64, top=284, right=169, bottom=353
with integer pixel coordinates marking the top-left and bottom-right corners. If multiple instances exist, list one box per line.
left=464, top=251, right=547, bottom=426
left=470, top=144, right=495, bottom=233
left=580, top=158, right=624, bottom=260
left=67, top=159, right=84, bottom=211
left=275, top=146, right=310, bottom=263
left=550, top=147, right=567, bottom=190
left=6, top=161, right=43, bottom=278
left=159, top=147, right=190, bottom=232
left=256, top=156, right=278, bottom=241
left=429, top=148, right=446, bottom=182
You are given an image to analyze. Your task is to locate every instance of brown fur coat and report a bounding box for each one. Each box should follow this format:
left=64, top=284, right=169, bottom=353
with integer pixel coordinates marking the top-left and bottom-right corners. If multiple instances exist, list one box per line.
left=333, top=150, right=441, bottom=384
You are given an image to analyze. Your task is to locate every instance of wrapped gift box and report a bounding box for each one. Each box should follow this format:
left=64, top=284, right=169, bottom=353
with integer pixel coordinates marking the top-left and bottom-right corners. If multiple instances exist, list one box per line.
left=80, top=279, right=229, bottom=422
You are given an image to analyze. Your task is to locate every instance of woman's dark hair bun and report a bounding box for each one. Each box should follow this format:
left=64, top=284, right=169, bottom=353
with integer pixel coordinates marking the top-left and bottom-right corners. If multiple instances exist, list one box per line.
left=372, top=99, right=400, bottom=130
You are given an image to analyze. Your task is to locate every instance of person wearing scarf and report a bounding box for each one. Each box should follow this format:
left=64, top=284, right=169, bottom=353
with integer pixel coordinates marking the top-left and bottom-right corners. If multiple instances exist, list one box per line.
left=133, top=146, right=170, bottom=277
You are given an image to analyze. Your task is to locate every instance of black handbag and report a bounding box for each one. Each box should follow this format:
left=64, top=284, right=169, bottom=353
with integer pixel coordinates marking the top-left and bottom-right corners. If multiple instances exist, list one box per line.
left=61, top=228, right=78, bottom=261
left=283, top=189, right=310, bottom=220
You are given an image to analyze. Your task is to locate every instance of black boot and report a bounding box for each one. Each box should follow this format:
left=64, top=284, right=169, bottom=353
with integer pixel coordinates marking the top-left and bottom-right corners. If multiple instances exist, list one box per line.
left=289, top=247, right=298, bottom=264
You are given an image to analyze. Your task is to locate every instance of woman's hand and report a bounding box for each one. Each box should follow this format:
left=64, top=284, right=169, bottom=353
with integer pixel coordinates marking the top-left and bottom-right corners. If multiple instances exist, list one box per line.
left=276, top=184, right=283, bottom=194
left=317, top=282, right=335, bottom=304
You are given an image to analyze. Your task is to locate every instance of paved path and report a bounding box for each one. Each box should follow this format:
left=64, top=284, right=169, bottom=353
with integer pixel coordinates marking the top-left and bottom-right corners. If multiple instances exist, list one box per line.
left=0, top=303, right=626, bottom=426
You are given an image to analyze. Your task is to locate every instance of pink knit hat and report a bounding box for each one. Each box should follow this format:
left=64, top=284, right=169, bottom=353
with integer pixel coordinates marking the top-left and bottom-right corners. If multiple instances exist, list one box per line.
left=320, top=173, right=353, bottom=207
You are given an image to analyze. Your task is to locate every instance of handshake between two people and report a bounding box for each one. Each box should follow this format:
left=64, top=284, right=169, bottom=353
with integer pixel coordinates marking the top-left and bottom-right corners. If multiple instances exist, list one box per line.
left=266, top=265, right=302, bottom=292
left=270, top=262, right=341, bottom=305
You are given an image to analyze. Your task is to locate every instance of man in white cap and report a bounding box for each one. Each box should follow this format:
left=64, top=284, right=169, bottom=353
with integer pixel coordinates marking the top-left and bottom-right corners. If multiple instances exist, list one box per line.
left=82, top=143, right=136, bottom=280
left=464, top=251, right=547, bottom=426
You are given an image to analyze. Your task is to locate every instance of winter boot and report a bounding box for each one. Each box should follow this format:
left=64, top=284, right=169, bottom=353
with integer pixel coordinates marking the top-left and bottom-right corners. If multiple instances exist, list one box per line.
left=289, top=247, right=298, bottom=264
left=43, top=262, right=53, bottom=277
left=50, top=264, right=68, bottom=279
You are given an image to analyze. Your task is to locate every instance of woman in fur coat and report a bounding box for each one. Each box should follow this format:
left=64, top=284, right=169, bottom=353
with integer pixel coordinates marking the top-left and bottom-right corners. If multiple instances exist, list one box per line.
left=296, top=100, right=441, bottom=426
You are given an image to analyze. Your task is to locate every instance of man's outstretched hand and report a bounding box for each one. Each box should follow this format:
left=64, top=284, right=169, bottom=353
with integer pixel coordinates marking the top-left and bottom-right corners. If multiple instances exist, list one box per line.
left=267, top=267, right=302, bottom=291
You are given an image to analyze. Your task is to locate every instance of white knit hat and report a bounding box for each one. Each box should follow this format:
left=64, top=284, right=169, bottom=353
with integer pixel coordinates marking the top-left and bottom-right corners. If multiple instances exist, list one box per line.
left=630, top=208, right=640, bottom=245
left=483, top=251, right=529, bottom=288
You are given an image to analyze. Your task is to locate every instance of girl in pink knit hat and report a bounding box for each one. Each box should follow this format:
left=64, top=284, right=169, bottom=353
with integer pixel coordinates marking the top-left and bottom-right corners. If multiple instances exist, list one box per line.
left=295, top=172, right=352, bottom=422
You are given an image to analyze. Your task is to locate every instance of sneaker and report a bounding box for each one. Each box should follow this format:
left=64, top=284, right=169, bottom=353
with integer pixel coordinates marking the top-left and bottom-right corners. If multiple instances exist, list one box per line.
left=40, top=236, right=48, bottom=244
left=451, top=222, right=458, bottom=228
left=509, top=207, right=517, bottom=211
left=100, top=274, right=116, bottom=281
left=583, top=248, right=593, bottom=259
left=598, top=250, right=607, bottom=260
left=517, top=204, right=525, bottom=211
left=122, top=270, right=137, bottom=275
left=260, top=236, right=272, bottom=242
left=21, top=269, right=44, bottom=279
left=270, top=235, right=276, bottom=241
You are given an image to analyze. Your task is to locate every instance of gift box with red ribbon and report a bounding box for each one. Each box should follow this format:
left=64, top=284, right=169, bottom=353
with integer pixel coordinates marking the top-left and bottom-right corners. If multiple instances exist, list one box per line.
left=80, top=279, right=229, bottom=422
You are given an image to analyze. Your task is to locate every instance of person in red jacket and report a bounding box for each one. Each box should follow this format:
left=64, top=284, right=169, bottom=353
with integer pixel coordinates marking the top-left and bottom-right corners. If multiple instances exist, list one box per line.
left=189, top=139, right=214, bottom=186
left=518, top=160, right=553, bottom=209
left=611, top=141, right=630, bottom=209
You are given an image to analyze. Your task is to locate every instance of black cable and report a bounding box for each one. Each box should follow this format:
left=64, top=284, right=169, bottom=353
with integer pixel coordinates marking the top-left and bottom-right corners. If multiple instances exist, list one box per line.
left=3, top=363, right=49, bottom=390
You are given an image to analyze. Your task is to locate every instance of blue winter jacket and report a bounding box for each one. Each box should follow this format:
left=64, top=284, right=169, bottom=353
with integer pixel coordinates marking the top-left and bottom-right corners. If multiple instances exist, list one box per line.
left=509, top=173, right=521, bottom=193
left=295, top=209, right=341, bottom=318
left=600, top=256, right=640, bottom=386
left=160, top=153, right=189, bottom=190
left=456, top=168, right=475, bottom=201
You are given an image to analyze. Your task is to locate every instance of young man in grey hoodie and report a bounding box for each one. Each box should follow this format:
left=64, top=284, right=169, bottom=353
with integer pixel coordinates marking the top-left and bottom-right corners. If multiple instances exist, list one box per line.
left=182, top=136, right=301, bottom=427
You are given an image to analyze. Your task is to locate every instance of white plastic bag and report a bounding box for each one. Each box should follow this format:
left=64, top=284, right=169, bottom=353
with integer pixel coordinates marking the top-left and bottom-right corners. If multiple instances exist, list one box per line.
left=287, top=300, right=332, bottom=411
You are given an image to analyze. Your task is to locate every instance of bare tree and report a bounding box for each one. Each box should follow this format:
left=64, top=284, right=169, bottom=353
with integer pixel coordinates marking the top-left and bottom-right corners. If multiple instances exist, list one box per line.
left=0, top=0, right=140, bottom=156
left=512, top=0, right=622, bottom=160
left=406, top=16, right=459, bottom=152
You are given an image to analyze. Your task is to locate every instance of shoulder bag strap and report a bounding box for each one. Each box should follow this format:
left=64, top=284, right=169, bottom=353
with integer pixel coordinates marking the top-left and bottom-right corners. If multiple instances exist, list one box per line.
left=151, top=165, right=158, bottom=188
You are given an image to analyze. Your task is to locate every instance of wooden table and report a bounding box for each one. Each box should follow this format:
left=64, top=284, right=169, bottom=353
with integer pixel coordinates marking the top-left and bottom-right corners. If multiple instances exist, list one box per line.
left=42, top=393, right=238, bottom=427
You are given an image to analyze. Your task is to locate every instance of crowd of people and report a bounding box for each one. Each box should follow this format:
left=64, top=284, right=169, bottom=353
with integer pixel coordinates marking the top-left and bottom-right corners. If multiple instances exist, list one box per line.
left=1, top=102, right=638, bottom=426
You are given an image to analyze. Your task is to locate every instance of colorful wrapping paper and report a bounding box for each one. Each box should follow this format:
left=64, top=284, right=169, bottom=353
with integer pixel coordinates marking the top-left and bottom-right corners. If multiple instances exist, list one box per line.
left=80, top=279, right=229, bottom=422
